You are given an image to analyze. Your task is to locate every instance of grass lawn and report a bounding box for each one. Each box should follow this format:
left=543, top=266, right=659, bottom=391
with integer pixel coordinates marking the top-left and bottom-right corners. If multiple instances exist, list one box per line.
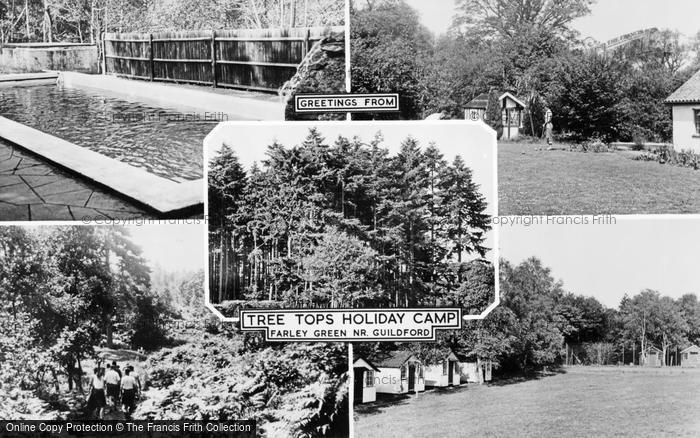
left=498, top=142, right=700, bottom=215
left=354, top=366, right=700, bottom=438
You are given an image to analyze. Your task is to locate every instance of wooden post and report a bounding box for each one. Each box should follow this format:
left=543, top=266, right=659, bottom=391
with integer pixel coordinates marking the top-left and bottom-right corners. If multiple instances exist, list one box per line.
left=148, top=33, right=154, bottom=81
left=302, top=28, right=310, bottom=58
left=101, top=32, right=107, bottom=75
left=211, top=30, right=217, bottom=88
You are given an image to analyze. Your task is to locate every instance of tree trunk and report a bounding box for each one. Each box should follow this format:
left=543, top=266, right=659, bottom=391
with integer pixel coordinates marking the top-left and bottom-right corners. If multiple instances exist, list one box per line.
left=24, top=0, right=30, bottom=41
left=90, top=0, right=95, bottom=44
left=288, top=0, right=296, bottom=28
left=303, top=0, right=308, bottom=26
left=106, top=320, right=113, bottom=348
left=218, top=233, right=224, bottom=302
left=42, top=0, right=53, bottom=43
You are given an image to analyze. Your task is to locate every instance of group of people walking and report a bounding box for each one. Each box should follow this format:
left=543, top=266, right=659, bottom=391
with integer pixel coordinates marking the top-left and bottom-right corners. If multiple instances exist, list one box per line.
left=87, top=361, right=142, bottom=419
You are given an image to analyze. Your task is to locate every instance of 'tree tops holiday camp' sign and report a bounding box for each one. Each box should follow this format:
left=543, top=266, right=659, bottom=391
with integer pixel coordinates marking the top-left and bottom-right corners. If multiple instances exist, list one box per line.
left=239, top=308, right=462, bottom=341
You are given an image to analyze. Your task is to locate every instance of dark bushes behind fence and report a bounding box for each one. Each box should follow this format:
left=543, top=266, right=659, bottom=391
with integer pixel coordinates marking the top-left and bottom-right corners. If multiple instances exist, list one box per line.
left=103, top=27, right=343, bottom=92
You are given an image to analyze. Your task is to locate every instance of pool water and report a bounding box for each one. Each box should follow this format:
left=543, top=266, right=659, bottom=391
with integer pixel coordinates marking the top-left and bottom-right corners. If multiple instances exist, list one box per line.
left=0, top=84, right=221, bottom=181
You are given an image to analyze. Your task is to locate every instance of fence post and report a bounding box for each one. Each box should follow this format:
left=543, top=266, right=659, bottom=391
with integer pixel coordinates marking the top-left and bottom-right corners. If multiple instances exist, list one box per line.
left=211, top=30, right=217, bottom=88
left=303, top=28, right=310, bottom=57
left=101, top=32, right=107, bottom=75
left=149, top=33, right=154, bottom=81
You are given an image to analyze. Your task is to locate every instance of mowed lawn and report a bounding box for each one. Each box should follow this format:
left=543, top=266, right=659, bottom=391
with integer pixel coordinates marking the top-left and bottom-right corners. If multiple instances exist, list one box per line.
left=354, top=366, right=700, bottom=438
left=498, top=142, right=700, bottom=215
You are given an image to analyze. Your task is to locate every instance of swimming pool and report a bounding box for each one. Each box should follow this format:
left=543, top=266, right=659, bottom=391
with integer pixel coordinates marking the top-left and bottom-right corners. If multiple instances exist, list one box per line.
left=0, top=84, right=220, bottom=181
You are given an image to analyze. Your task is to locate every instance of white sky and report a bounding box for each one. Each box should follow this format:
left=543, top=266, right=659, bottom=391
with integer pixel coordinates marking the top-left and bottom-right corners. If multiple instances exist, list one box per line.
left=404, top=0, right=457, bottom=37
left=127, top=224, right=204, bottom=272
left=499, top=217, right=700, bottom=309
left=400, top=0, right=700, bottom=41
left=573, top=0, right=700, bottom=42
left=206, top=121, right=497, bottom=259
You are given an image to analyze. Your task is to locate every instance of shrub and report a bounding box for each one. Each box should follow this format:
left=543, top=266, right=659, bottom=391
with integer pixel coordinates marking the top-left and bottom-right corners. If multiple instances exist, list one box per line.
left=569, top=138, right=616, bottom=153
left=134, top=335, right=348, bottom=437
left=631, top=130, right=647, bottom=151
left=635, top=147, right=700, bottom=170
left=485, top=90, right=504, bottom=139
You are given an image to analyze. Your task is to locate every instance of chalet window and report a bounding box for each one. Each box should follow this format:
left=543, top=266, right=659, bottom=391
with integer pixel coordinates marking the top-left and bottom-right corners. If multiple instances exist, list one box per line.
left=691, top=351, right=699, bottom=355
left=401, top=365, right=407, bottom=380
left=695, top=109, right=700, bottom=134
left=365, top=370, right=374, bottom=387
left=442, top=361, right=448, bottom=375
left=418, top=365, right=423, bottom=378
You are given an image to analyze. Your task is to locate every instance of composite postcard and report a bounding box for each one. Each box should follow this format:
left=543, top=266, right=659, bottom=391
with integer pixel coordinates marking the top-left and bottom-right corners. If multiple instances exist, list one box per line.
left=2, top=0, right=700, bottom=437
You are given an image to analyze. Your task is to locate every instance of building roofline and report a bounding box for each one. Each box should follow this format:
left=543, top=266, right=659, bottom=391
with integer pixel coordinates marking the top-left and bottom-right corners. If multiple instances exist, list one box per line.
left=680, top=345, right=700, bottom=354
left=353, top=356, right=381, bottom=372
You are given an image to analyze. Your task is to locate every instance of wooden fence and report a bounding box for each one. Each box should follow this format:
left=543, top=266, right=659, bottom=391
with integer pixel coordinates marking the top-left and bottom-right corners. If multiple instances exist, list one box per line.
left=103, top=26, right=343, bottom=92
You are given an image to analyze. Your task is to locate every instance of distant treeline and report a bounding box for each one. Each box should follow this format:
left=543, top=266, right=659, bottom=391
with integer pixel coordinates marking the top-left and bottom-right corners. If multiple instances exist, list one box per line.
left=359, top=257, right=700, bottom=375
left=208, top=128, right=493, bottom=309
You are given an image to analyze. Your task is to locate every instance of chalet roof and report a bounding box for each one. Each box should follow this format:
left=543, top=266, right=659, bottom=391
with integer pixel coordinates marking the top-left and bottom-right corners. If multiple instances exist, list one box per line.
left=465, top=93, right=490, bottom=109
left=680, top=344, right=700, bottom=354
left=353, top=354, right=380, bottom=372
left=666, top=70, right=700, bottom=104
left=455, top=351, right=496, bottom=363
left=644, top=345, right=662, bottom=353
left=465, top=92, right=526, bottom=109
left=370, top=350, right=418, bottom=368
left=455, top=351, right=475, bottom=362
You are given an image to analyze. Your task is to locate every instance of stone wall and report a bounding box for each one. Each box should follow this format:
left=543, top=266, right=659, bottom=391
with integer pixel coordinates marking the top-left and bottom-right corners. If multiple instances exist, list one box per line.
left=0, top=43, right=98, bottom=73
left=280, top=31, right=345, bottom=120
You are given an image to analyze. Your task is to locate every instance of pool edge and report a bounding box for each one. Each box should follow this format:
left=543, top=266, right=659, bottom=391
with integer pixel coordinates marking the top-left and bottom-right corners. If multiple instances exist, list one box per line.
left=0, top=116, right=203, bottom=216
left=59, top=71, right=285, bottom=121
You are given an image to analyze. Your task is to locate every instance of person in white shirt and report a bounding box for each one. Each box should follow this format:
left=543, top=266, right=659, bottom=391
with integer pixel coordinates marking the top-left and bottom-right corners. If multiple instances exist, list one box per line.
left=86, top=367, right=106, bottom=419
left=104, top=364, right=121, bottom=407
left=120, top=368, right=140, bottom=418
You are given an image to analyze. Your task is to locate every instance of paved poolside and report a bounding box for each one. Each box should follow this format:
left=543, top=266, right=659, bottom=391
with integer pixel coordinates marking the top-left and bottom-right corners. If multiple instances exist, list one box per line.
left=0, top=140, right=153, bottom=221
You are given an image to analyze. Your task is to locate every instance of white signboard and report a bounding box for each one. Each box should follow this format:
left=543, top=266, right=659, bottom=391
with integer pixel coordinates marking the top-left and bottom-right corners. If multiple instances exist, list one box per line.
left=240, top=308, right=462, bottom=341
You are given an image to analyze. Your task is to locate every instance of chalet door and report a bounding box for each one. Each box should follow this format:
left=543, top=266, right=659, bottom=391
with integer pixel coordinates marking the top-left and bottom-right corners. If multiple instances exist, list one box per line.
left=408, top=364, right=415, bottom=392
left=448, top=361, right=455, bottom=385
left=506, top=109, right=511, bottom=139
left=354, top=369, right=364, bottom=402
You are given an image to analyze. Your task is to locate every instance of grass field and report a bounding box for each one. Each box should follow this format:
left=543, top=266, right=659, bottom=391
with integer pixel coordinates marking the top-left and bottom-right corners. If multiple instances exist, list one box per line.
left=354, top=366, right=700, bottom=438
left=498, top=142, right=700, bottom=215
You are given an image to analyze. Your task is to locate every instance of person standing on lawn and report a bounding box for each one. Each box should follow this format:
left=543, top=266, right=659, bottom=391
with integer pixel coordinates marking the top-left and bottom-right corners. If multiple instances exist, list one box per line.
left=542, top=121, right=554, bottom=146
left=120, top=368, right=140, bottom=419
left=542, top=108, right=554, bottom=147
left=104, top=363, right=121, bottom=408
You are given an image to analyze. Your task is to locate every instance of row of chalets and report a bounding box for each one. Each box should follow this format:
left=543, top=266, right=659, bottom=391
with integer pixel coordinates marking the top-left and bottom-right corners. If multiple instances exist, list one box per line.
left=353, top=349, right=494, bottom=404
left=642, top=344, right=700, bottom=367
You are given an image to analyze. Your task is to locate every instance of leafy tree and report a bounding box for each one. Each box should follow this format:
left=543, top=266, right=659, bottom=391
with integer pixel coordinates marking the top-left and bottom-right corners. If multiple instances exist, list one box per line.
left=440, top=155, right=490, bottom=260
left=678, top=294, right=700, bottom=346
left=300, top=228, right=383, bottom=307
left=484, top=90, right=503, bottom=138
left=452, top=0, right=593, bottom=40
left=350, top=0, right=433, bottom=119
left=209, top=145, right=247, bottom=302
left=521, top=92, right=547, bottom=137
left=619, top=289, right=688, bottom=366
left=550, top=53, right=626, bottom=142
left=498, top=258, right=567, bottom=371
